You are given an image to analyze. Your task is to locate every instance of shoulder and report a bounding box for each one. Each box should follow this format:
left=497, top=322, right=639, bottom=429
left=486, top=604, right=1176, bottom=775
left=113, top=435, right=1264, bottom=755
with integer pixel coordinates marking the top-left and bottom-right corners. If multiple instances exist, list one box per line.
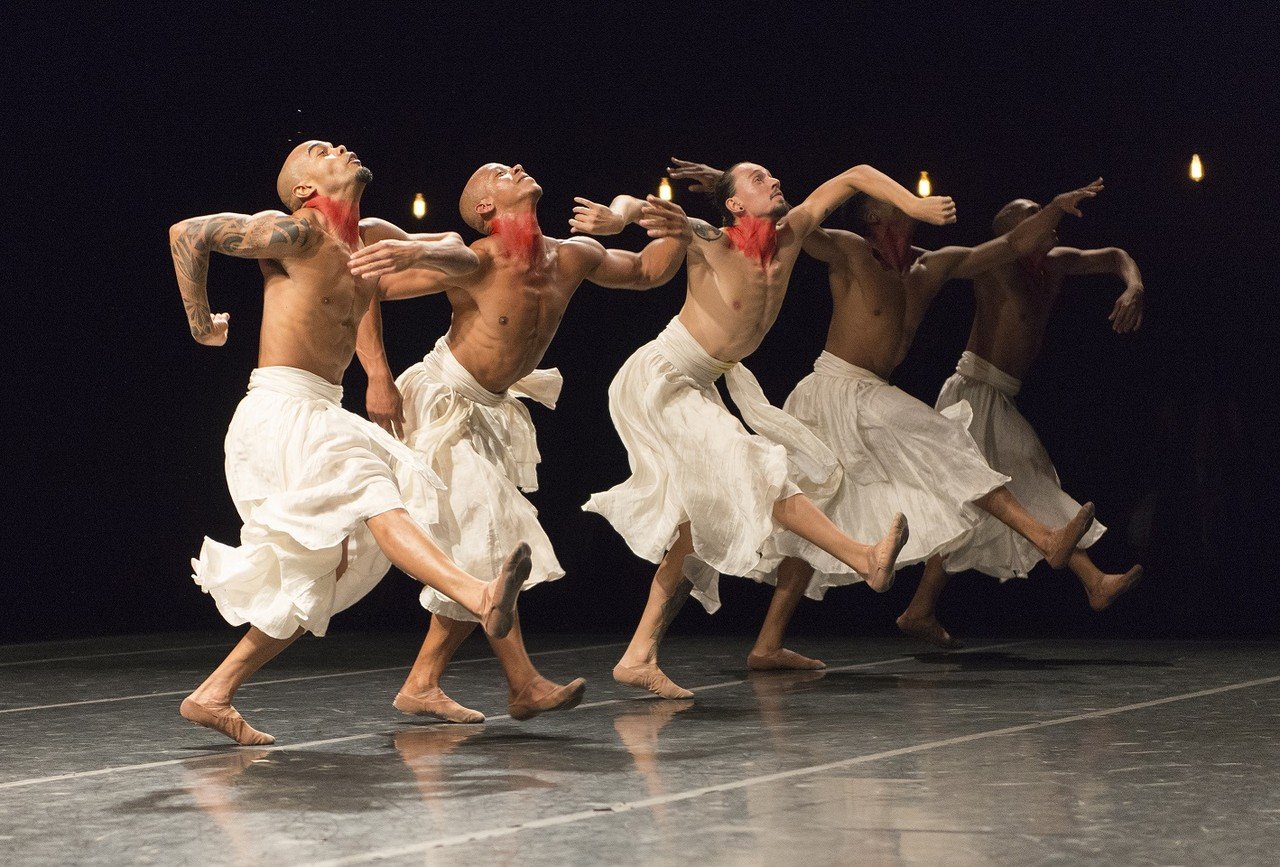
left=357, top=217, right=408, bottom=244
left=688, top=218, right=725, bottom=243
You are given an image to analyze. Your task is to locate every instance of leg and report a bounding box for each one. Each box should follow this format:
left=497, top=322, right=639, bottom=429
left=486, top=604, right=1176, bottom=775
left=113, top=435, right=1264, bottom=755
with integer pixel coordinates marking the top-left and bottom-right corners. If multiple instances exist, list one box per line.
left=975, top=487, right=1095, bottom=570
left=897, top=555, right=964, bottom=649
left=614, top=523, right=696, bottom=699
left=366, top=509, right=530, bottom=639
left=491, top=613, right=587, bottom=721
left=181, top=626, right=303, bottom=745
left=393, top=614, right=485, bottom=723
left=1068, top=549, right=1143, bottom=611
left=772, top=494, right=909, bottom=592
left=747, top=557, right=826, bottom=670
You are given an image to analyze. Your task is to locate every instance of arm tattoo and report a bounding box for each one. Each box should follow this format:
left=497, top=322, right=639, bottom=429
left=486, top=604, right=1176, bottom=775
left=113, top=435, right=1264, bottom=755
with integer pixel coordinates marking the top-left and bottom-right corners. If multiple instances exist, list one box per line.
left=650, top=580, right=692, bottom=644
left=690, top=219, right=723, bottom=242
left=203, top=213, right=316, bottom=257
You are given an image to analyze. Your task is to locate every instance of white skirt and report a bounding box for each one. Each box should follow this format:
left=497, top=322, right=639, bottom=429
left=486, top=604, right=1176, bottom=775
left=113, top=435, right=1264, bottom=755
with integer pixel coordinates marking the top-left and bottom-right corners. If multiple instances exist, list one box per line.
left=936, top=351, right=1106, bottom=579
left=773, top=352, right=1010, bottom=597
left=396, top=337, right=565, bottom=622
left=191, top=367, right=422, bottom=639
left=584, top=318, right=841, bottom=613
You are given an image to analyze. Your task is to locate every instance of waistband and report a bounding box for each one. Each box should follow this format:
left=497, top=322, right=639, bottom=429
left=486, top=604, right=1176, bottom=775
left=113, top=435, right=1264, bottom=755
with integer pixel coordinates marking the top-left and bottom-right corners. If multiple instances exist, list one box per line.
left=955, top=351, right=1022, bottom=397
left=248, top=366, right=343, bottom=404
left=812, top=351, right=887, bottom=383
left=654, top=317, right=737, bottom=387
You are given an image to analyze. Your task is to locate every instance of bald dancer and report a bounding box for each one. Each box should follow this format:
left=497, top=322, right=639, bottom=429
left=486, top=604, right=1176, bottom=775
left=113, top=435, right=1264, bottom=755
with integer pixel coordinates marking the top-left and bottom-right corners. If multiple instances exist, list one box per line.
left=583, top=159, right=957, bottom=698
left=348, top=162, right=693, bottom=721
left=668, top=160, right=1102, bottom=659
left=901, top=197, right=1146, bottom=643
left=169, top=141, right=530, bottom=745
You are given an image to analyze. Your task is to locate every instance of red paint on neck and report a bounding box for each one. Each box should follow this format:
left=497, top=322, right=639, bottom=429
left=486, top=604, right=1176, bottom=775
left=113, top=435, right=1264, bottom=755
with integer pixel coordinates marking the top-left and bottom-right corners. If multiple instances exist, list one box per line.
left=1018, top=251, right=1048, bottom=288
left=870, top=223, right=916, bottom=273
left=489, top=212, right=544, bottom=268
left=724, top=215, right=778, bottom=269
left=303, top=194, right=360, bottom=247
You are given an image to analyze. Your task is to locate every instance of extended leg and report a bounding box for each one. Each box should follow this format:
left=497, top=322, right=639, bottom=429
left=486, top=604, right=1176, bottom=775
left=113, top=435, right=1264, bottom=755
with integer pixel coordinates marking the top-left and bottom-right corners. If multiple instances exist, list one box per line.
left=1068, top=549, right=1143, bottom=611
left=394, top=614, right=485, bottom=723
left=366, top=509, right=530, bottom=638
left=181, top=626, right=303, bottom=745
left=772, top=494, right=908, bottom=592
left=975, top=487, right=1094, bottom=570
left=897, top=555, right=963, bottom=649
left=747, top=557, right=826, bottom=670
left=614, top=523, right=696, bottom=699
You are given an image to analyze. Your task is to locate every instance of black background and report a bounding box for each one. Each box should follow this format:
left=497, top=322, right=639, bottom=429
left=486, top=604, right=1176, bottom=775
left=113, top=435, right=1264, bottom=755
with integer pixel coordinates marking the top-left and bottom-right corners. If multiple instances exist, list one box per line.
left=4, top=3, right=1276, bottom=644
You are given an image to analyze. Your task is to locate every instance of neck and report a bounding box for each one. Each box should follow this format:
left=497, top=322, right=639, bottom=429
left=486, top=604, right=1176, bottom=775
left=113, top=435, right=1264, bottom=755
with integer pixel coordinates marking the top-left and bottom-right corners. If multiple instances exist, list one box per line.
left=724, top=214, right=779, bottom=269
left=489, top=210, right=544, bottom=268
left=869, top=223, right=915, bottom=272
left=303, top=194, right=361, bottom=247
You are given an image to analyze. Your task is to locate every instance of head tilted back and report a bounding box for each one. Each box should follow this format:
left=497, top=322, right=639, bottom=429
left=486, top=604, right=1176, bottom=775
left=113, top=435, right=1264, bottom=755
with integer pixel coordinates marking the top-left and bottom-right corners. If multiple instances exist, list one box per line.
left=711, top=163, right=749, bottom=226
left=993, top=198, right=1039, bottom=236
left=459, top=165, right=494, bottom=234
left=276, top=141, right=316, bottom=211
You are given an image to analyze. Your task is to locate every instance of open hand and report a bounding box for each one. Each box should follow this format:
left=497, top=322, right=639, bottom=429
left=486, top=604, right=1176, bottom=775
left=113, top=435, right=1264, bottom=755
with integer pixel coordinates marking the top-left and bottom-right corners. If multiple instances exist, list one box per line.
left=667, top=157, right=723, bottom=193
left=1109, top=285, right=1144, bottom=333
left=909, top=195, right=958, bottom=226
left=569, top=197, right=628, bottom=236
left=638, top=196, right=692, bottom=240
left=1051, top=178, right=1105, bottom=218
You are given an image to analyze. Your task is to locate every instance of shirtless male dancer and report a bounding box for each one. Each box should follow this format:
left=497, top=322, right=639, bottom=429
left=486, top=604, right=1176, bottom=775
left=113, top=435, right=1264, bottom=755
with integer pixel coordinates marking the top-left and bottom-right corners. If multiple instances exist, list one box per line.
left=582, top=159, right=956, bottom=698
left=668, top=160, right=1103, bottom=659
left=901, top=196, right=1146, bottom=643
left=169, top=141, right=530, bottom=745
left=346, top=163, right=694, bottom=721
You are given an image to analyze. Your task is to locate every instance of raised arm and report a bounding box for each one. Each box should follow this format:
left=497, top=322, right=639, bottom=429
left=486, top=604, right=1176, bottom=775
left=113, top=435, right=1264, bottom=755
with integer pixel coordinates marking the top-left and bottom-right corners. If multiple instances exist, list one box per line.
left=579, top=197, right=693, bottom=290
left=168, top=210, right=319, bottom=345
left=928, top=179, right=1105, bottom=281
left=802, top=226, right=865, bottom=265
left=787, top=165, right=956, bottom=238
left=1049, top=245, right=1145, bottom=332
left=355, top=288, right=405, bottom=437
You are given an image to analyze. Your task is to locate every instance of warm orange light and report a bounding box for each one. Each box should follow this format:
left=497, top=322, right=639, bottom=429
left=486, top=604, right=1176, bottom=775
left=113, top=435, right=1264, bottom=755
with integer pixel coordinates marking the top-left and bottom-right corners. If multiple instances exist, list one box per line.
left=1189, top=154, right=1203, bottom=182
left=412, top=193, right=427, bottom=219
left=917, top=171, right=932, bottom=197
left=658, top=177, right=673, bottom=201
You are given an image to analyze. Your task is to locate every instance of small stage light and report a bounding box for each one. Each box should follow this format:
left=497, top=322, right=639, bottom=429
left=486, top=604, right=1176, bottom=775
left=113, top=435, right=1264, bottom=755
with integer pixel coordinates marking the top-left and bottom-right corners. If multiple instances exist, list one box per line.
left=1189, top=154, right=1203, bottom=182
left=412, top=193, right=427, bottom=219
left=917, top=171, right=932, bottom=197
left=658, top=177, right=673, bottom=201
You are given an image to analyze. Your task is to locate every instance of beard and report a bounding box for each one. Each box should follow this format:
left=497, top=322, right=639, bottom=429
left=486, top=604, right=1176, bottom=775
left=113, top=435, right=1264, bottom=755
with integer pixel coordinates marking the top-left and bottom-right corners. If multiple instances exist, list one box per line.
left=355, top=166, right=373, bottom=185
left=767, top=197, right=791, bottom=219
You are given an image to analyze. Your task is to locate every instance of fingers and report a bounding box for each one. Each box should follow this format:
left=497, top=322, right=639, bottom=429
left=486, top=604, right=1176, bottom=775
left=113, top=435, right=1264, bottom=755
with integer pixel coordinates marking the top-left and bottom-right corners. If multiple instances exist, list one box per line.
left=573, top=196, right=601, bottom=208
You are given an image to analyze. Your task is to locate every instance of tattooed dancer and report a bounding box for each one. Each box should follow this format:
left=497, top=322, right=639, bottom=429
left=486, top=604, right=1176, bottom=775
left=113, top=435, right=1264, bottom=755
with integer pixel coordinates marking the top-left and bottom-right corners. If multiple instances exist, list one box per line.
left=665, top=160, right=1105, bottom=658
left=169, top=141, right=530, bottom=745
left=900, top=196, right=1145, bottom=643
left=583, top=159, right=956, bottom=698
left=347, top=163, right=693, bottom=721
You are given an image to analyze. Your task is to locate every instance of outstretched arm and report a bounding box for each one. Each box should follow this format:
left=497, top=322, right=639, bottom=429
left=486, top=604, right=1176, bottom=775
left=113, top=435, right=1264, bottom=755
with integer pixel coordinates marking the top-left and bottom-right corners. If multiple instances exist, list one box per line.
left=355, top=289, right=405, bottom=437
left=350, top=218, right=480, bottom=301
left=802, top=227, right=864, bottom=265
left=168, top=210, right=320, bottom=345
left=583, top=197, right=693, bottom=289
left=1050, top=245, right=1145, bottom=332
left=787, top=165, right=956, bottom=238
left=929, top=179, right=1105, bottom=281
left=568, top=195, right=649, bottom=235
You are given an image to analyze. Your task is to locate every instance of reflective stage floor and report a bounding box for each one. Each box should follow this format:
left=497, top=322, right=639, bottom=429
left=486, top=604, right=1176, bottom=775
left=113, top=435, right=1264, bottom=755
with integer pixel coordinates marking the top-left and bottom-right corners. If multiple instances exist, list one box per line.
left=2, top=632, right=1277, bottom=865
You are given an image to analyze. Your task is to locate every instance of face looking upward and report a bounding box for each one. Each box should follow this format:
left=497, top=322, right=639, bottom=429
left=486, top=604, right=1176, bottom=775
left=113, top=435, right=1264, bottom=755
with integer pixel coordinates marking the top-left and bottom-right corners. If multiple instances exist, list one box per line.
left=276, top=140, right=372, bottom=210
left=459, top=162, right=543, bottom=232
left=723, top=163, right=790, bottom=223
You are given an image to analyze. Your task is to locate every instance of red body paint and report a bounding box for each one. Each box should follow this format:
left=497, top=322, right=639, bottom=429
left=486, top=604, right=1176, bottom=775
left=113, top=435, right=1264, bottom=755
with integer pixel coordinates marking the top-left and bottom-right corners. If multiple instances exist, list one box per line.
left=869, top=224, right=916, bottom=273
left=489, top=213, right=544, bottom=268
left=724, top=215, right=778, bottom=269
left=302, top=194, right=361, bottom=248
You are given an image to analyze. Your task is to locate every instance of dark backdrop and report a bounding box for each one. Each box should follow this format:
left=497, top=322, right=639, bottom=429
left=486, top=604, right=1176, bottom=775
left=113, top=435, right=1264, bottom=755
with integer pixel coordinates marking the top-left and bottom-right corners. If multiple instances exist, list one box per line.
left=4, top=4, right=1276, bottom=643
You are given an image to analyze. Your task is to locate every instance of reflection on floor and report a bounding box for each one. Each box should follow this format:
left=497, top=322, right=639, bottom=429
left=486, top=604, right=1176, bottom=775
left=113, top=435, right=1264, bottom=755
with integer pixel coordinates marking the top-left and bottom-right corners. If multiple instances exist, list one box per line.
left=1, top=632, right=1277, bottom=864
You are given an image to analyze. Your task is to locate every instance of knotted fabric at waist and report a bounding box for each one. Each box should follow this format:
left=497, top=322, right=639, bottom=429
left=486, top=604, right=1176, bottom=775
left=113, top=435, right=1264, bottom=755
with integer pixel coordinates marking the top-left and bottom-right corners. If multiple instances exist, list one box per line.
left=955, top=351, right=1022, bottom=397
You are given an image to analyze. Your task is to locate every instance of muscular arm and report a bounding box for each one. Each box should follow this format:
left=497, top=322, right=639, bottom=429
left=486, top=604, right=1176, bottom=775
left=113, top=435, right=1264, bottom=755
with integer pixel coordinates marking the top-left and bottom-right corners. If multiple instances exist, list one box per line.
left=168, top=210, right=318, bottom=343
left=352, top=217, right=479, bottom=300
left=1050, top=245, right=1145, bottom=332
left=787, top=165, right=955, bottom=238
left=354, top=289, right=405, bottom=436
left=802, top=227, right=863, bottom=265
left=581, top=197, right=693, bottom=289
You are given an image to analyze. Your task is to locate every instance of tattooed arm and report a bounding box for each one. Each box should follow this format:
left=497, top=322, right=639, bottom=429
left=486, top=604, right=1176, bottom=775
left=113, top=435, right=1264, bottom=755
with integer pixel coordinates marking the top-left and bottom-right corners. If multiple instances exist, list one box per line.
left=168, top=210, right=319, bottom=345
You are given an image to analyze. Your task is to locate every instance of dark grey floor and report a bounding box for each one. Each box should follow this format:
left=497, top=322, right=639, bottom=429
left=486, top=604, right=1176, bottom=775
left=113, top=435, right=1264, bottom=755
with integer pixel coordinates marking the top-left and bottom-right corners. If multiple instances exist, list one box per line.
left=1, top=631, right=1277, bottom=865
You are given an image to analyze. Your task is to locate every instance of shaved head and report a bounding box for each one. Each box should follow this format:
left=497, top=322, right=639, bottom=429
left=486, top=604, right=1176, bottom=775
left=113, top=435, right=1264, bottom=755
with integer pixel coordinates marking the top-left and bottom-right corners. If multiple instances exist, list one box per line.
left=459, top=163, right=497, bottom=234
left=993, top=198, right=1040, bottom=236
left=276, top=141, right=317, bottom=211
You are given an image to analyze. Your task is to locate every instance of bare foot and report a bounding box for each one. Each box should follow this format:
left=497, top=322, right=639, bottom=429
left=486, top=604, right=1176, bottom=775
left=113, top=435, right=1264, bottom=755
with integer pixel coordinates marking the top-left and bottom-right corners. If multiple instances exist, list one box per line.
left=896, top=612, right=964, bottom=649
left=480, top=542, right=531, bottom=640
left=180, top=696, right=275, bottom=746
left=1086, top=564, right=1143, bottom=611
left=393, top=687, right=485, bottom=723
left=746, top=648, right=826, bottom=670
left=508, top=676, right=587, bottom=721
left=863, top=513, right=909, bottom=593
left=1043, top=503, right=1095, bottom=569
left=613, top=661, right=694, bottom=699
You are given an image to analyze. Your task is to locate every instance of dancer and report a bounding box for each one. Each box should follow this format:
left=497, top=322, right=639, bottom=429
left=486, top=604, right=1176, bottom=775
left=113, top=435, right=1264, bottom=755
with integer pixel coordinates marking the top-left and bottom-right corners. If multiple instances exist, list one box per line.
left=169, top=141, right=530, bottom=745
left=347, top=162, right=693, bottom=721
left=668, top=160, right=1102, bottom=658
left=583, top=158, right=957, bottom=698
left=901, top=196, right=1146, bottom=642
